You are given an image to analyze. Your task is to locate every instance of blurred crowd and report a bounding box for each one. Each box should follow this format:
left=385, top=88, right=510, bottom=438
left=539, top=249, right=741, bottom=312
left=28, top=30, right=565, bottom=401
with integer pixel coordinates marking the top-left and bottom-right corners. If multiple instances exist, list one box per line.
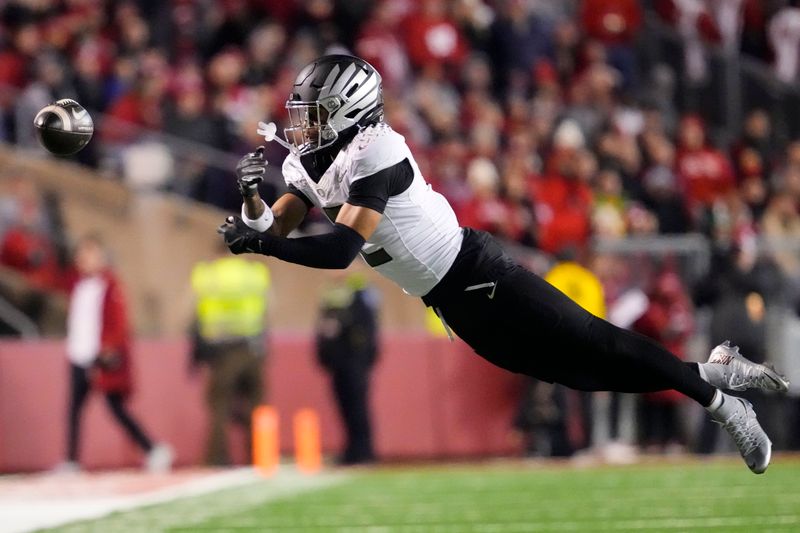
left=1, top=0, right=800, bottom=254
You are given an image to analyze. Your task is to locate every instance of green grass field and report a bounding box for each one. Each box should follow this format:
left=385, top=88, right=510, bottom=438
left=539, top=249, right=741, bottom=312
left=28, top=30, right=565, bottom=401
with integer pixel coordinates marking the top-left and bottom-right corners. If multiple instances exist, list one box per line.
left=44, top=457, right=800, bottom=532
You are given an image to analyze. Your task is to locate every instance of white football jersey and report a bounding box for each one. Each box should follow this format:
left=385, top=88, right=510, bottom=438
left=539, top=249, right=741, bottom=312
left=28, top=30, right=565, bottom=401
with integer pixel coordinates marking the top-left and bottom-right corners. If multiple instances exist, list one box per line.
left=282, top=123, right=463, bottom=296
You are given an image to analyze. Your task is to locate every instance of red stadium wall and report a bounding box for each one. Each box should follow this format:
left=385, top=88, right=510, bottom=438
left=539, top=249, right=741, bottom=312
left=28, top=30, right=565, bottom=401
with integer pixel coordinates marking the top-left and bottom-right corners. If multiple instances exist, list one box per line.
left=0, top=335, right=524, bottom=472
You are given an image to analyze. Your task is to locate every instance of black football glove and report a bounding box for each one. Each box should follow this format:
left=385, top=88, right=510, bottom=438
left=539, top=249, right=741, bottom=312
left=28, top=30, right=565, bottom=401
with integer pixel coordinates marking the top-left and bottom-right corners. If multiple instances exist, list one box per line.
left=217, top=215, right=264, bottom=254
left=236, top=146, right=266, bottom=197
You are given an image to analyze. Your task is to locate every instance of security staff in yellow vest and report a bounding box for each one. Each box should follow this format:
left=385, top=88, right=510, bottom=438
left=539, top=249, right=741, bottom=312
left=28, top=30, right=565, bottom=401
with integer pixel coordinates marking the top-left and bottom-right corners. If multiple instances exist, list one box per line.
left=191, top=252, right=270, bottom=465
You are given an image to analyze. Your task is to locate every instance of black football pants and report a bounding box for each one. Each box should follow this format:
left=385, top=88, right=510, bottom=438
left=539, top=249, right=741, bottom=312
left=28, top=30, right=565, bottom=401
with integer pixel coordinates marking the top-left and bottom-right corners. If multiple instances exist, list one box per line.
left=67, top=364, right=153, bottom=461
left=423, top=229, right=716, bottom=407
left=329, top=362, right=376, bottom=464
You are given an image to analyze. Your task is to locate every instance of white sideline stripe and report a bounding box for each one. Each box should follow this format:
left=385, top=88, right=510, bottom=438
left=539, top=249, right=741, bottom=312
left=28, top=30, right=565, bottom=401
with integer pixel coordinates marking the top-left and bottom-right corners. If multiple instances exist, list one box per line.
left=307, top=515, right=800, bottom=532
left=432, top=514, right=800, bottom=531
left=0, top=467, right=346, bottom=533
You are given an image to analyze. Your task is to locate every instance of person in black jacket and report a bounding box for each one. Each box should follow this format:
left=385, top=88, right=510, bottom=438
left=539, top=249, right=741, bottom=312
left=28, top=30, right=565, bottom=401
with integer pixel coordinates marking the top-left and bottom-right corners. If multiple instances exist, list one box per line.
left=315, top=271, right=379, bottom=465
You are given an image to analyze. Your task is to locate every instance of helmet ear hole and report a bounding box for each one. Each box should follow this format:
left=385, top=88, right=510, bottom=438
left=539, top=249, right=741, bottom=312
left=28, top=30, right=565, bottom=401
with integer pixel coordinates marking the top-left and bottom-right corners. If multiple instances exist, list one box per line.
left=325, top=98, right=340, bottom=112
left=346, top=84, right=359, bottom=97
left=344, top=108, right=361, bottom=119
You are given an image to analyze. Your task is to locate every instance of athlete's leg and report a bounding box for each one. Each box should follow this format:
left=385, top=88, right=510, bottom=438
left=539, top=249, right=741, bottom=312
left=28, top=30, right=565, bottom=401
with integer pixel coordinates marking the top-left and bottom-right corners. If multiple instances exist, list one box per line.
left=484, top=268, right=772, bottom=473
left=446, top=265, right=717, bottom=405
left=564, top=315, right=716, bottom=405
left=428, top=231, right=773, bottom=472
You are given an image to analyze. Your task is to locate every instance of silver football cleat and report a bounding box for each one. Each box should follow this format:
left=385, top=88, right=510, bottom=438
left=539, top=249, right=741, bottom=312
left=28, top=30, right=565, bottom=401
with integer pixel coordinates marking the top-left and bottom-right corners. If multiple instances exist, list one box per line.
left=711, top=394, right=771, bottom=474
left=701, top=341, right=790, bottom=393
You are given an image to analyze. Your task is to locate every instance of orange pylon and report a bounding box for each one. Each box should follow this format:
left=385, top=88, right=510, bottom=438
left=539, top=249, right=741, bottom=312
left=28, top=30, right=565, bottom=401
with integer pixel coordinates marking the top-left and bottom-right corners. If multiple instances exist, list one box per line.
left=252, top=405, right=279, bottom=475
left=293, top=408, right=322, bottom=474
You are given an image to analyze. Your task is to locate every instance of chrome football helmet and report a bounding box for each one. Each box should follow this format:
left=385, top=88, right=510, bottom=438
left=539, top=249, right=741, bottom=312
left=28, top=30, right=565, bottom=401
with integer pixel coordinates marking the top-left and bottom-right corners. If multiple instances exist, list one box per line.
left=282, top=55, right=383, bottom=155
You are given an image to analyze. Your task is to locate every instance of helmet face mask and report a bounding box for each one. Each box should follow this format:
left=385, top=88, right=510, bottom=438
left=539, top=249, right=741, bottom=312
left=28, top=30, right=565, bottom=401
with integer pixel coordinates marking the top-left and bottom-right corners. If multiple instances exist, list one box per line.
left=281, top=55, right=383, bottom=156
left=284, top=99, right=337, bottom=155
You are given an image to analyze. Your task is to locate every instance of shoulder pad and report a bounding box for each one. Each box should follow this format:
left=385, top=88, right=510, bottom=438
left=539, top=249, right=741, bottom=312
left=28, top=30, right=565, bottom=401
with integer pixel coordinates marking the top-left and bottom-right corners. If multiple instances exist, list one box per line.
left=349, top=124, right=408, bottom=181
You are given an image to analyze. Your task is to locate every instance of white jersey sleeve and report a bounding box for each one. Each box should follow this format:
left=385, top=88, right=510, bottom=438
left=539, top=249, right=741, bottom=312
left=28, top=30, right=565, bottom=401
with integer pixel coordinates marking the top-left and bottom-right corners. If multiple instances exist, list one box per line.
left=281, top=155, right=307, bottom=191
left=347, top=125, right=408, bottom=183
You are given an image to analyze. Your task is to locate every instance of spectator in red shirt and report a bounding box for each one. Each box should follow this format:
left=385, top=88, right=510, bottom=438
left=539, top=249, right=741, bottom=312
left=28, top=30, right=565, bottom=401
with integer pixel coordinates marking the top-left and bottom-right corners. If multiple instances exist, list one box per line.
left=0, top=182, right=60, bottom=290
left=402, top=0, right=468, bottom=76
left=675, top=114, right=736, bottom=220
left=581, top=0, right=642, bottom=46
left=0, top=222, right=59, bottom=289
left=57, top=234, right=172, bottom=473
left=535, top=148, right=595, bottom=254
left=0, top=21, right=42, bottom=89
left=102, top=52, right=170, bottom=144
left=355, top=1, right=411, bottom=92
left=579, top=0, right=642, bottom=91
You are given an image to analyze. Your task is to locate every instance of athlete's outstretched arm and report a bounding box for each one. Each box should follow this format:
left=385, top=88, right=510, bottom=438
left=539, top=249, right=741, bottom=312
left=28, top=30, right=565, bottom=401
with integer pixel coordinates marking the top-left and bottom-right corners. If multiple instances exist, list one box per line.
left=243, top=191, right=309, bottom=237
left=236, top=147, right=309, bottom=237
left=226, top=149, right=394, bottom=267
left=218, top=203, right=382, bottom=269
